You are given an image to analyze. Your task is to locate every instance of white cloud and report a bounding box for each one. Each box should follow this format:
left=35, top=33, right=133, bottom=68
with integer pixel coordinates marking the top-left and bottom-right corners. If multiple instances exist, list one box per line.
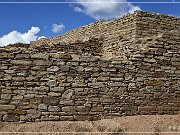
left=74, top=7, right=83, bottom=12
left=73, top=0, right=141, bottom=20
left=0, top=26, right=41, bottom=47
left=52, top=23, right=65, bottom=33
left=38, top=36, right=47, bottom=40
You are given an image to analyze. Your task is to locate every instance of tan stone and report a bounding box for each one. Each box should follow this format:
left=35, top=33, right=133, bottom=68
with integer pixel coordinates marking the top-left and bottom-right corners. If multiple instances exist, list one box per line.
left=33, top=60, right=52, bottom=66
left=0, top=105, right=15, bottom=111
left=10, top=60, right=32, bottom=65
left=8, top=109, right=27, bottom=115
left=91, top=106, right=104, bottom=112
left=144, top=80, right=164, bottom=86
left=60, top=116, right=74, bottom=121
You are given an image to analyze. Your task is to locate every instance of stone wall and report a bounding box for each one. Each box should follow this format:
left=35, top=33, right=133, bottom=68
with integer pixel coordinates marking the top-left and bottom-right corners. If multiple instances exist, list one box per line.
left=31, top=11, right=180, bottom=59
left=31, top=11, right=138, bottom=59
left=0, top=30, right=180, bottom=122
left=0, top=11, right=180, bottom=122
left=135, top=11, right=180, bottom=38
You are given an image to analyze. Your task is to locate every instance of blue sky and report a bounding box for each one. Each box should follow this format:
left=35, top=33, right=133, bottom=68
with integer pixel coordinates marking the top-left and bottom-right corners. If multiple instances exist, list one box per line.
left=0, top=0, right=179, bottom=46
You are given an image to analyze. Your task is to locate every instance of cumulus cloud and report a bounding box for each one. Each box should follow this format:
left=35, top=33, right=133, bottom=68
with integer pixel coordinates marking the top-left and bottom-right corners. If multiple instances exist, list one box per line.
left=38, top=36, right=47, bottom=40
left=73, top=0, right=141, bottom=20
left=52, top=23, right=65, bottom=33
left=0, top=27, right=40, bottom=47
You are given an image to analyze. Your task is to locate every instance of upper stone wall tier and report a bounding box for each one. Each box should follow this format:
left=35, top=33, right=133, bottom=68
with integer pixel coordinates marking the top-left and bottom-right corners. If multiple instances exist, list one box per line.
left=30, top=10, right=138, bottom=46
left=135, top=11, right=180, bottom=38
left=30, top=11, right=180, bottom=59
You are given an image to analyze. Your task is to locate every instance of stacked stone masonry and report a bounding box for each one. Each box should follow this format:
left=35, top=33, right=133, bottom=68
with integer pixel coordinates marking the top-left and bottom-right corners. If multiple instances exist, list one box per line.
left=0, top=11, right=180, bottom=122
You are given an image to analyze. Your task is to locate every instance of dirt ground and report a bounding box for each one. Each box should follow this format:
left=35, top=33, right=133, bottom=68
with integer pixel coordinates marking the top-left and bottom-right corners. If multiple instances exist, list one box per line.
left=0, top=115, right=180, bottom=135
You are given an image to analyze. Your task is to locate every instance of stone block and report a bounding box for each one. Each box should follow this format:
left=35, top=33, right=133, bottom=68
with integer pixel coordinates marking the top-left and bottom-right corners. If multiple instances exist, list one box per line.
left=4, top=70, right=15, bottom=74
left=0, top=105, right=16, bottom=111
left=76, top=106, right=90, bottom=113
left=143, top=58, right=156, bottom=63
left=27, top=109, right=41, bottom=119
left=47, top=80, right=57, bottom=87
left=1, top=94, right=11, bottom=100
left=47, top=66, right=59, bottom=72
left=18, top=104, right=37, bottom=110
left=29, top=97, right=43, bottom=104
left=48, top=106, right=61, bottom=112
left=110, top=78, right=124, bottom=81
left=144, top=80, right=164, bottom=86
left=20, top=115, right=29, bottom=121
left=109, top=82, right=126, bottom=87
left=51, top=87, right=64, bottom=92
left=33, top=60, right=52, bottom=66
left=91, top=106, right=104, bottom=112
left=12, top=95, right=24, bottom=100
left=43, top=97, right=60, bottom=105
left=60, top=116, right=74, bottom=121
left=12, top=77, right=26, bottom=81
left=10, top=60, right=32, bottom=65
left=0, top=52, right=14, bottom=59
left=15, top=54, right=30, bottom=59
left=8, top=109, right=27, bottom=115
left=62, top=106, right=76, bottom=112
left=74, top=115, right=90, bottom=121
left=138, top=106, right=157, bottom=112
left=3, top=115, right=20, bottom=122
left=41, top=116, right=59, bottom=121
left=60, top=100, right=74, bottom=106
left=61, top=90, right=74, bottom=100
left=0, top=100, right=9, bottom=105
left=31, top=53, right=49, bottom=59
left=60, top=54, right=72, bottom=60
left=34, top=86, right=49, bottom=92
left=38, top=104, right=48, bottom=110
left=71, top=82, right=87, bottom=87
left=48, top=92, right=61, bottom=97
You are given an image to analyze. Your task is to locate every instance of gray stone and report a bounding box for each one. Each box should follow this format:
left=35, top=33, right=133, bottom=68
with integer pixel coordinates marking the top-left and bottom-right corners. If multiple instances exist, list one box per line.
left=16, top=54, right=30, bottom=59
left=61, top=90, right=74, bottom=100
left=27, top=109, right=41, bottom=119
left=1, top=93, right=12, bottom=99
left=143, top=58, right=156, bottom=63
left=48, top=106, right=61, bottom=112
left=38, top=104, right=48, bottom=110
left=4, top=70, right=15, bottom=74
left=51, top=87, right=64, bottom=92
left=31, top=53, right=49, bottom=59
left=33, top=60, right=51, bottom=66
left=47, top=80, right=57, bottom=87
left=34, top=86, right=49, bottom=92
left=10, top=60, right=32, bottom=65
left=12, top=95, right=23, bottom=100
left=3, top=115, right=20, bottom=122
left=47, top=66, right=59, bottom=72
left=48, top=92, right=61, bottom=97
left=41, top=116, right=59, bottom=121
left=43, top=97, right=60, bottom=105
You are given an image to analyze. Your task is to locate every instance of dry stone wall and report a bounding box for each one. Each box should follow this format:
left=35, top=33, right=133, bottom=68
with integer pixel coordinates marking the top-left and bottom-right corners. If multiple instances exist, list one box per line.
left=31, top=11, right=180, bottom=59
left=31, top=11, right=138, bottom=59
left=0, top=11, right=180, bottom=122
left=135, top=12, right=180, bottom=38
